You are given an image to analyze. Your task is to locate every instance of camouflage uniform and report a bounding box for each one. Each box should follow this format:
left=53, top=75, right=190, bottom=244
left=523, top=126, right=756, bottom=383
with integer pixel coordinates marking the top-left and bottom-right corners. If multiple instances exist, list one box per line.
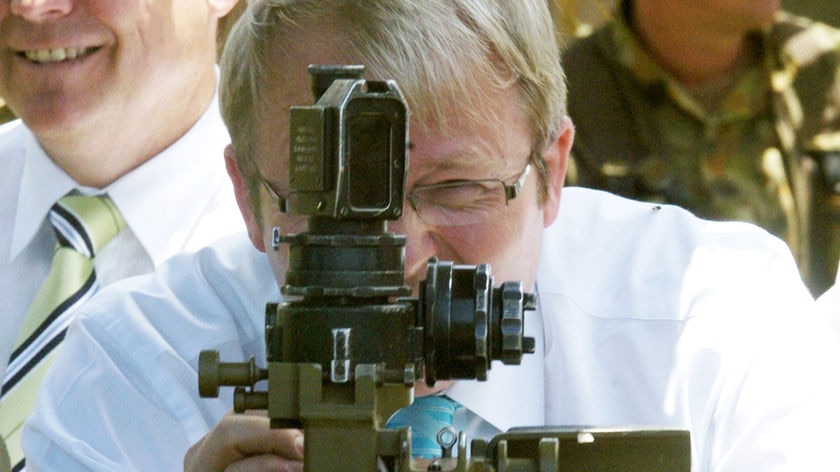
left=564, top=2, right=840, bottom=295
left=0, top=100, right=13, bottom=125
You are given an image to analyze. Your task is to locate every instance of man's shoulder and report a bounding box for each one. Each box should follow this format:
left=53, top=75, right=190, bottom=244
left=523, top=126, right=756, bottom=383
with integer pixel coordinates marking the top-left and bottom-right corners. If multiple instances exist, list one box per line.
left=548, top=187, right=792, bottom=264
left=539, top=188, right=803, bottom=317
left=150, top=232, right=275, bottom=300
left=76, top=232, right=277, bottom=347
left=551, top=187, right=713, bottom=231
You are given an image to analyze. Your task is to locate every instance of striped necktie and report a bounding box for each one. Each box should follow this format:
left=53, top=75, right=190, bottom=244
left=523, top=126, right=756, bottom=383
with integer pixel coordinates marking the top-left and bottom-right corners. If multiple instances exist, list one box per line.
left=0, top=435, right=8, bottom=472
left=386, top=395, right=462, bottom=459
left=0, top=194, right=125, bottom=471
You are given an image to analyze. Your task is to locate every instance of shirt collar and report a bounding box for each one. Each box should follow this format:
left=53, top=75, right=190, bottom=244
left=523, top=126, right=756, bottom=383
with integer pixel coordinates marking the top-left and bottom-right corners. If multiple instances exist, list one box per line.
left=11, top=89, right=230, bottom=267
left=12, top=127, right=78, bottom=259
left=106, top=92, right=231, bottom=267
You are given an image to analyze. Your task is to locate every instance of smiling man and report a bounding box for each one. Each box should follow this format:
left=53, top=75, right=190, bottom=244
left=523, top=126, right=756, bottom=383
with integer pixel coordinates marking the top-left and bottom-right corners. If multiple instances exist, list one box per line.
left=0, top=0, right=245, bottom=468
left=20, top=1, right=840, bottom=471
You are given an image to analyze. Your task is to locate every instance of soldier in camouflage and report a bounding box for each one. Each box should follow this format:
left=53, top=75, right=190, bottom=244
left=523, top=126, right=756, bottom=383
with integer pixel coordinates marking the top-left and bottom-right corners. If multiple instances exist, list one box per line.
left=0, top=98, right=13, bottom=125
left=564, top=0, right=840, bottom=296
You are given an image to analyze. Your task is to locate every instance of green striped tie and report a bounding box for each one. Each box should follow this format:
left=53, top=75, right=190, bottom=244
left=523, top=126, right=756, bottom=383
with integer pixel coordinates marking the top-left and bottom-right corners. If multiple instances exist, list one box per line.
left=0, top=435, right=8, bottom=472
left=0, top=194, right=125, bottom=471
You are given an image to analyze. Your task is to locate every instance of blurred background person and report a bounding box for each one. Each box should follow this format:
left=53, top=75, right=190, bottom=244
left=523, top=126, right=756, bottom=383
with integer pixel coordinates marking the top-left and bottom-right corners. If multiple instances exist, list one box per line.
left=0, top=0, right=244, bottom=469
left=0, top=96, right=13, bottom=124
left=549, top=0, right=840, bottom=37
left=562, top=0, right=840, bottom=296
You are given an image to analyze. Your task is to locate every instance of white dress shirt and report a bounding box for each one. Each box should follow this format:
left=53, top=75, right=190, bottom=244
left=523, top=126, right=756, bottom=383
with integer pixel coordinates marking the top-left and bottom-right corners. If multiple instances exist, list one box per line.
left=22, top=188, right=840, bottom=471
left=0, top=91, right=245, bottom=385
left=818, top=279, right=840, bottom=338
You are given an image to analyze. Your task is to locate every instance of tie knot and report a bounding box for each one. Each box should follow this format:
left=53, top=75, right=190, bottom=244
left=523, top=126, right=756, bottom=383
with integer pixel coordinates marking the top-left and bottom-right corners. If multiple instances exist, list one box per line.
left=49, top=194, right=126, bottom=257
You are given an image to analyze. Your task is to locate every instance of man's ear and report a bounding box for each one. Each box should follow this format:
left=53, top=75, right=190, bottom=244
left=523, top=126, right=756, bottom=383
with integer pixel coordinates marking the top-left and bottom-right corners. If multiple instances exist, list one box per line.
left=541, top=116, right=573, bottom=227
left=209, top=0, right=241, bottom=18
left=224, top=144, right=266, bottom=252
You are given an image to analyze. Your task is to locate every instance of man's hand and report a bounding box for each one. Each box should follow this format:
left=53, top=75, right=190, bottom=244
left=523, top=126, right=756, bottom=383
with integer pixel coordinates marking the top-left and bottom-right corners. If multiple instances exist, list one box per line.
left=184, top=412, right=304, bottom=472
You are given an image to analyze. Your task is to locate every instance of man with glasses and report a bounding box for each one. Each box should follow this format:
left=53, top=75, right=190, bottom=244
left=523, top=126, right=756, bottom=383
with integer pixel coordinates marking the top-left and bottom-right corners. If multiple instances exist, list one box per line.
left=23, top=0, right=840, bottom=471
left=252, top=158, right=532, bottom=227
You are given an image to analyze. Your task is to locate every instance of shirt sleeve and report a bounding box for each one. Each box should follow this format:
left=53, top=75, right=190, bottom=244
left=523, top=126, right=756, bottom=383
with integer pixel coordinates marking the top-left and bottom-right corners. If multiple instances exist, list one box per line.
left=21, top=237, right=271, bottom=472
left=21, top=307, right=230, bottom=472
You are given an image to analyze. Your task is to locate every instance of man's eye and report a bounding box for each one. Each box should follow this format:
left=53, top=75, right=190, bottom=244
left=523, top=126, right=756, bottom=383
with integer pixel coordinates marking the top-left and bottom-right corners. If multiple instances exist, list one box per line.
left=426, top=184, right=496, bottom=207
left=441, top=182, right=483, bottom=196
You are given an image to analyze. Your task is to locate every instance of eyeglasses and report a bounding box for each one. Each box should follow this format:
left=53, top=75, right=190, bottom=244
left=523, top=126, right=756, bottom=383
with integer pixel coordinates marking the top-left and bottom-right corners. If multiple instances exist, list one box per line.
left=406, top=163, right=532, bottom=226
left=251, top=157, right=532, bottom=227
left=257, top=174, right=290, bottom=213
left=248, top=159, right=290, bottom=214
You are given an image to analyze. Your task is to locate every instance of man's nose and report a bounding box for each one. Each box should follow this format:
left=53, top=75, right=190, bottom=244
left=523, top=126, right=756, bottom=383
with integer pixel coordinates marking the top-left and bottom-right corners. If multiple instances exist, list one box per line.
left=389, top=206, right=439, bottom=286
left=10, top=0, right=73, bottom=22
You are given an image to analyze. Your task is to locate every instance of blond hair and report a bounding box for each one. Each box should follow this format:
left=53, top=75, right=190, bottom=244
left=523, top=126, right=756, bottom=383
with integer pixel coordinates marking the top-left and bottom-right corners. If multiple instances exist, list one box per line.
left=220, top=0, right=566, bottom=203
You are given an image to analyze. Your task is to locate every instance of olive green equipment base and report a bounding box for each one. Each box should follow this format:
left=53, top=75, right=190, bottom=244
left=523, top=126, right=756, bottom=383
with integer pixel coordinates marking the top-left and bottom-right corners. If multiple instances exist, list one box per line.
left=199, top=354, right=690, bottom=471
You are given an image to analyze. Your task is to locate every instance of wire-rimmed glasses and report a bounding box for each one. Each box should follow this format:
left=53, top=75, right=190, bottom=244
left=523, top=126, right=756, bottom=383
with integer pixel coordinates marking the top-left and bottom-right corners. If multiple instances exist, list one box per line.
left=405, top=163, right=531, bottom=226
left=250, top=158, right=532, bottom=227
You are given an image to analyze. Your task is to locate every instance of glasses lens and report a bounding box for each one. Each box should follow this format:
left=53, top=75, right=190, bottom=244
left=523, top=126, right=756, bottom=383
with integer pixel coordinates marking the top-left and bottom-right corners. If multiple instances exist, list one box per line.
left=410, top=181, right=507, bottom=226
